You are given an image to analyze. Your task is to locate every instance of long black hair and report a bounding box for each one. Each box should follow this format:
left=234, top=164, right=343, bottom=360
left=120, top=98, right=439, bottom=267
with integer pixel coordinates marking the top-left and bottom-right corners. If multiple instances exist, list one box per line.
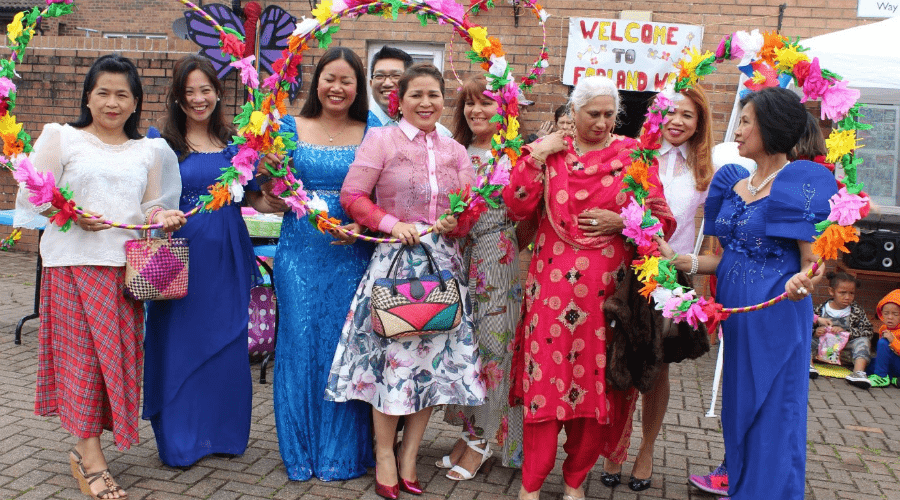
left=69, top=54, right=143, bottom=140
left=161, top=54, right=234, bottom=160
left=299, top=47, right=369, bottom=123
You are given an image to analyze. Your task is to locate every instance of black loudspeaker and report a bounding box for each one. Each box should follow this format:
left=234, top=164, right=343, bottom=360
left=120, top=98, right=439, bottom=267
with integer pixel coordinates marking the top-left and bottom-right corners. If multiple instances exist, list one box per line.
left=843, top=230, right=900, bottom=272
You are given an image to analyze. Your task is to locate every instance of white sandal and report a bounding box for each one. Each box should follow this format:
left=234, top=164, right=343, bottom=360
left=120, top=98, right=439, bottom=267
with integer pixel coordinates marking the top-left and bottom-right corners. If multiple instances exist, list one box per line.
left=446, top=437, right=492, bottom=481
left=435, top=433, right=479, bottom=469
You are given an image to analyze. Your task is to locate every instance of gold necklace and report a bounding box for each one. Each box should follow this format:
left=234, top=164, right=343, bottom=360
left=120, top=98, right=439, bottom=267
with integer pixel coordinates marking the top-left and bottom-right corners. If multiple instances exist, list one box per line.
left=573, top=134, right=612, bottom=156
left=318, top=118, right=349, bottom=143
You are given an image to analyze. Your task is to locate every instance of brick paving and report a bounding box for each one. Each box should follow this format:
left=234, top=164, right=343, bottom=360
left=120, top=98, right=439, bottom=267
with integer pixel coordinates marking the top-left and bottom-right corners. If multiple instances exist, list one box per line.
left=0, top=250, right=898, bottom=500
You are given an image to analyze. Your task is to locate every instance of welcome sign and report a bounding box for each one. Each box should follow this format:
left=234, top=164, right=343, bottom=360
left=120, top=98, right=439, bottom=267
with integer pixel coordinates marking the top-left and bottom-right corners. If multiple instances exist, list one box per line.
left=563, top=18, right=704, bottom=90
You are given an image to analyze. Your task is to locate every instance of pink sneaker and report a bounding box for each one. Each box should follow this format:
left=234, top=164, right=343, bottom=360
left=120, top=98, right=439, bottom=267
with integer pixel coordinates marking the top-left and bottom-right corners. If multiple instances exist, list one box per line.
left=688, top=462, right=729, bottom=496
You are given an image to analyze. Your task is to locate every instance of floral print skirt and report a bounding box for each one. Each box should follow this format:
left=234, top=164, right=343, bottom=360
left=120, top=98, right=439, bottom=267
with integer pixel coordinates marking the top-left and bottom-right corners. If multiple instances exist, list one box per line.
left=325, top=229, right=486, bottom=415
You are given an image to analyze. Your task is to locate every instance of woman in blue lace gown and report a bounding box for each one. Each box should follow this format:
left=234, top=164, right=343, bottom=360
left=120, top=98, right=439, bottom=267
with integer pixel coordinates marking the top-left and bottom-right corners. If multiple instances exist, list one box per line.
left=659, top=87, right=837, bottom=499
left=144, top=55, right=266, bottom=467
left=259, top=47, right=380, bottom=481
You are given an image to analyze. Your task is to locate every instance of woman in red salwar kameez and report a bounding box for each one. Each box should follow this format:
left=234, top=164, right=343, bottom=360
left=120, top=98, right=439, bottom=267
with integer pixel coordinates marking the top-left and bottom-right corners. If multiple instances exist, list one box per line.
left=504, top=76, right=675, bottom=500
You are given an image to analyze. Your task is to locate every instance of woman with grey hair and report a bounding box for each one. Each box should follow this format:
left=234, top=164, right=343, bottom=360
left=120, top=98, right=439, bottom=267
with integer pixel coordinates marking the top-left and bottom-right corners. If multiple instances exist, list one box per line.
left=503, top=76, right=675, bottom=500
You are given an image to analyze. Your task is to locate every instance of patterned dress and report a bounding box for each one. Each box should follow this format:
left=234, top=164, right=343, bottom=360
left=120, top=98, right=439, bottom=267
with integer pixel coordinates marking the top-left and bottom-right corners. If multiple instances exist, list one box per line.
left=707, top=162, right=835, bottom=499
left=445, top=147, right=524, bottom=467
left=505, top=136, right=674, bottom=462
left=325, top=120, right=485, bottom=414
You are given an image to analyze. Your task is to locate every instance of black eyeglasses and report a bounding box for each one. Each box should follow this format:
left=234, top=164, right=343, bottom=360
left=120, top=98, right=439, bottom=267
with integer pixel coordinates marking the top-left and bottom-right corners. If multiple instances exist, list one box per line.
left=372, top=72, right=403, bottom=82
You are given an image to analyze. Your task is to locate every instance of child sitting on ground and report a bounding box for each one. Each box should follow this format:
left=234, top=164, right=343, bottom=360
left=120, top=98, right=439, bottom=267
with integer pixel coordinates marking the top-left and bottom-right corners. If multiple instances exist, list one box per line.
left=867, top=289, right=900, bottom=388
left=811, top=272, right=875, bottom=388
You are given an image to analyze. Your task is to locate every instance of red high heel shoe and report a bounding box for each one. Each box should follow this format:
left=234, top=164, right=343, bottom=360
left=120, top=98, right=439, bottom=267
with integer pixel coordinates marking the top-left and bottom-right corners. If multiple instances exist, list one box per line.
left=396, top=445, right=424, bottom=495
left=374, top=475, right=399, bottom=500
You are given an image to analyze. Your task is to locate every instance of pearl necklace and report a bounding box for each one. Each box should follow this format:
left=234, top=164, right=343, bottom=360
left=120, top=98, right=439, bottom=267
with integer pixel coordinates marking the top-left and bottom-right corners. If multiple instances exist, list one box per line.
left=746, top=162, right=788, bottom=196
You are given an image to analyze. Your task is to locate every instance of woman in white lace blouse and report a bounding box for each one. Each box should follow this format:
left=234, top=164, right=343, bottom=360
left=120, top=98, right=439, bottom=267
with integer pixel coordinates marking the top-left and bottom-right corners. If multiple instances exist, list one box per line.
left=15, top=54, right=184, bottom=500
left=601, top=85, right=715, bottom=492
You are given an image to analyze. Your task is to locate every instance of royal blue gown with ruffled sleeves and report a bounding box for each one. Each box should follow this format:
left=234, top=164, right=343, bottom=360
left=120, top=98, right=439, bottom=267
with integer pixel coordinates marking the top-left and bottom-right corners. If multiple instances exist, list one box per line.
left=272, top=114, right=379, bottom=481
left=143, top=139, right=261, bottom=467
left=704, top=161, right=836, bottom=499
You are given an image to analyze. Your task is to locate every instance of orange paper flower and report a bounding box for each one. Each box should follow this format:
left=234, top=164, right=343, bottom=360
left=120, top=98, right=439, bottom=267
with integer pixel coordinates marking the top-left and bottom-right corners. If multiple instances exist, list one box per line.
left=812, top=224, right=859, bottom=261
left=639, top=280, right=658, bottom=299
left=758, top=31, right=786, bottom=66
left=316, top=214, right=341, bottom=233
left=2, top=133, right=22, bottom=157
left=205, top=183, right=231, bottom=211
left=626, top=160, right=652, bottom=190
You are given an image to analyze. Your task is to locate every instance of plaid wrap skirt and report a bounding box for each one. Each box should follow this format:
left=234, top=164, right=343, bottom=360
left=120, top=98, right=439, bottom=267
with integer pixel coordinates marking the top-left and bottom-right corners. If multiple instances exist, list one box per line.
left=35, top=266, right=144, bottom=450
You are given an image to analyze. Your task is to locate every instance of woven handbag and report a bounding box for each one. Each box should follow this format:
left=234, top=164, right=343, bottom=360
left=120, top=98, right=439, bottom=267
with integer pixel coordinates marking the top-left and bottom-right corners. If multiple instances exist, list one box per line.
left=370, top=244, right=462, bottom=339
left=123, top=231, right=189, bottom=301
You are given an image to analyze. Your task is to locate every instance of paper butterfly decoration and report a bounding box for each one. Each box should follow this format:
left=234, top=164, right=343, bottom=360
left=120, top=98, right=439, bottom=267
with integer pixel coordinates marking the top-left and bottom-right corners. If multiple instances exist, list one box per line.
left=183, top=2, right=301, bottom=102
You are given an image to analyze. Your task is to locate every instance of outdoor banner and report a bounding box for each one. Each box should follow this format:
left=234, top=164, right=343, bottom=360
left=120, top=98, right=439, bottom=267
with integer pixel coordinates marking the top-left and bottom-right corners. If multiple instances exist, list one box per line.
left=563, top=18, right=704, bottom=91
left=857, top=0, right=899, bottom=17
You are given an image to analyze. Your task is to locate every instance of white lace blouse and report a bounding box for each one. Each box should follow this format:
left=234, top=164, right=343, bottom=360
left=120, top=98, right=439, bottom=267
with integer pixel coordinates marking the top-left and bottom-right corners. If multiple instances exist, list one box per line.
left=14, top=123, right=181, bottom=267
left=658, top=140, right=709, bottom=255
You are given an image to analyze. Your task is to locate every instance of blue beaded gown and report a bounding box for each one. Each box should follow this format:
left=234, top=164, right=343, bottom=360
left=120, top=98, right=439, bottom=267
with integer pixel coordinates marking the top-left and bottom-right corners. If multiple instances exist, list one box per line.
left=704, top=162, right=836, bottom=499
left=144, top=139, right=260, bottom=467
left=273, top=114, right=379, bottom=481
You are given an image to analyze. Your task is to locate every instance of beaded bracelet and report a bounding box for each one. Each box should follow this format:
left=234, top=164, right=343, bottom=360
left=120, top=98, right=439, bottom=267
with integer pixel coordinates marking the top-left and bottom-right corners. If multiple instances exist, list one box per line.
left=688, top=253, right=699, bottom=275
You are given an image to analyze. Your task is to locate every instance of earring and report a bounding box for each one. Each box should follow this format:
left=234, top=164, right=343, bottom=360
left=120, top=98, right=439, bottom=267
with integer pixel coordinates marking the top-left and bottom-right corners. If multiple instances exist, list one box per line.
left=217, top=97, right=221, bottom=101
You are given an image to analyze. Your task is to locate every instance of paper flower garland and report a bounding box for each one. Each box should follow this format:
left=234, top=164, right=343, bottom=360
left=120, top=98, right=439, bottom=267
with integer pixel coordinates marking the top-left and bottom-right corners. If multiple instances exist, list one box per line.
left=623, top=30, right=872, bottom=331
left=205, top=0, right=534, bottom=243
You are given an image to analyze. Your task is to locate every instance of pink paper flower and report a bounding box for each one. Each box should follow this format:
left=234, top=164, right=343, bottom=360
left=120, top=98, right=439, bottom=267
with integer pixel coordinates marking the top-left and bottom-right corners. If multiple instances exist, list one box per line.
left=0, top=77, right=16, bottom=98
left=820, top=80, right=860, bottom=122
left=683, top=296, right=711, bottom=329
left=231, top=146, right=259, bottom=183
left=800, top=58, right=829, bottom=103
left=620, top=199, right=662, bottom=248
left=231, top=56, right=259, bottom=89
left=487, top=155, right=511, bottom=186
left=12, top=156, right=56, bottom=206
left=262, top=73, right=281, bottom=91
left=427, top=0, right=464, bottom=23
left=828, top=187, right=870, bottom=226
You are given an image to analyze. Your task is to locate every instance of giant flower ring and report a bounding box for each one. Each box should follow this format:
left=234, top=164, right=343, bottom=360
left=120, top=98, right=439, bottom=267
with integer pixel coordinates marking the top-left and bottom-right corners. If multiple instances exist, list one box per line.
left=8, top=0, right=543, bottom=239
left=622, top=30, right=871, bottom=332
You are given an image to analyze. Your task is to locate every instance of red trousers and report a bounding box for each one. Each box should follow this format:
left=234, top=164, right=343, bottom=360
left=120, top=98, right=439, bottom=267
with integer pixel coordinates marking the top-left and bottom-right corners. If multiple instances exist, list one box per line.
left=521, top=418, right=606, bottom=492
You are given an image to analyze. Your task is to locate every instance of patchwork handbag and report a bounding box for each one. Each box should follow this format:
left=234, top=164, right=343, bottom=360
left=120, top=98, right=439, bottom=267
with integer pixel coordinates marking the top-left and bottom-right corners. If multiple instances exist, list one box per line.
left=370, top=244, right=463, bottom=339
left=123, top=230, right=189, bottom=301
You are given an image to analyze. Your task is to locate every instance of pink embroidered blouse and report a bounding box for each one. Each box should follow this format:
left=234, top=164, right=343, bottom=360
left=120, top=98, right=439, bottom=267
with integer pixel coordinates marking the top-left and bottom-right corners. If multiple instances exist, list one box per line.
left=340, top=118, right=476, bottom=236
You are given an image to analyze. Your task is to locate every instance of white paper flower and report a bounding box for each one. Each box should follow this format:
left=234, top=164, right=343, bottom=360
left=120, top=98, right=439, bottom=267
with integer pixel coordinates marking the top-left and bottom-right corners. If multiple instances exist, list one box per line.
left=307, top=193, right=329, bottom=212
left=293, top=17, right=319, bottom=38
left=539, top=59, right=549, bottom=68
left=488, top=55, right=508, bottom=78
left=331, top=0, right=348, bottom=12
left=538, top=9, right=549, bottom=22
left=229, top=180, right=244, bottom=203
left=733, top=29, right=764, bottom=67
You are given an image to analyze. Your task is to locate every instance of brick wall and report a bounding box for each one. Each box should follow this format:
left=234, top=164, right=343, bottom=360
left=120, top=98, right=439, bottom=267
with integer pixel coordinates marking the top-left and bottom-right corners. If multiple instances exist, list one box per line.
left=2, top=0, right=891, bottom=314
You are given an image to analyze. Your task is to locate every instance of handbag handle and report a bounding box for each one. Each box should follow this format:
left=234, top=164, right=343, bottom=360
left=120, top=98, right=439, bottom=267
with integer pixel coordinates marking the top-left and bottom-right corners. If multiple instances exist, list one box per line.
left=383, top=243, right=448, bottom=294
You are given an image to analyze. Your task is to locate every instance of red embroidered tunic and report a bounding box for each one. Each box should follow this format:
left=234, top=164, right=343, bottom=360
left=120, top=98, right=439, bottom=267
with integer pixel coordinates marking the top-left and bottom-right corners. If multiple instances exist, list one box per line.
left=504, top=136, right=674, bottom=460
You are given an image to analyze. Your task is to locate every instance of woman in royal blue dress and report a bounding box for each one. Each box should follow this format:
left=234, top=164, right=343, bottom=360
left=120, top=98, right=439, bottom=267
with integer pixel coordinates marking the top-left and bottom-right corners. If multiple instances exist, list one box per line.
left=658, top=86, right=837, bottom=499
left=258, top=47, right=380, bottom=481
left=144, top=55, right=270, bottom=467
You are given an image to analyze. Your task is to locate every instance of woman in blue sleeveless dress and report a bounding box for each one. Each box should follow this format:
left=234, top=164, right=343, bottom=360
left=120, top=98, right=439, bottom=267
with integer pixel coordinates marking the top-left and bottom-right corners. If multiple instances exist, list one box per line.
left=658, top=87, right=837, bottom=499
left=144, top=55, right=267, bottom=467
left=261, top=47, right=380, bottom=481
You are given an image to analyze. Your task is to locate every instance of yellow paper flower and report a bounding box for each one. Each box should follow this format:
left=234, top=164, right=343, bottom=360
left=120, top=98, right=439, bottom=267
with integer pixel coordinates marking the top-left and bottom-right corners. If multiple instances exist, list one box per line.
left=634, top=256, right=660, bottom=284
left=269, top=135, right=285, bottom=155
left=774, top=45, right=809, bottom=73
left=0, top=114, right=21, bottom=136
left=7, top=12, right=23, bottom=43
left=469, top=27, right=489, bottom=55
left=675, top=47, right=712, bottom=87
left=312, top=0, right=336, bottom=25
left=825, top=129, right=860, bottom=163
left=505, top=116, right=519, bottom=141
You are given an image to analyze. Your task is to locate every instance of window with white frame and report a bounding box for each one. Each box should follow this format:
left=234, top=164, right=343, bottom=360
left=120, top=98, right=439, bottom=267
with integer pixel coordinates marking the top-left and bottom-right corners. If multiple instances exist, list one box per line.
left=366, top=42, right=445, bottom=74
left=855, top=104, right=900, bottom=210
left=103, top=33, right=167, bottom=39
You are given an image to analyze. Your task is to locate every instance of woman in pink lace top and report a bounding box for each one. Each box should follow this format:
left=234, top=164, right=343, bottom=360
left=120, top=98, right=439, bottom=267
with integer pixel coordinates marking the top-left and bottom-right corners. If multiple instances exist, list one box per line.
left=325, top=63, right=485, bottom=499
